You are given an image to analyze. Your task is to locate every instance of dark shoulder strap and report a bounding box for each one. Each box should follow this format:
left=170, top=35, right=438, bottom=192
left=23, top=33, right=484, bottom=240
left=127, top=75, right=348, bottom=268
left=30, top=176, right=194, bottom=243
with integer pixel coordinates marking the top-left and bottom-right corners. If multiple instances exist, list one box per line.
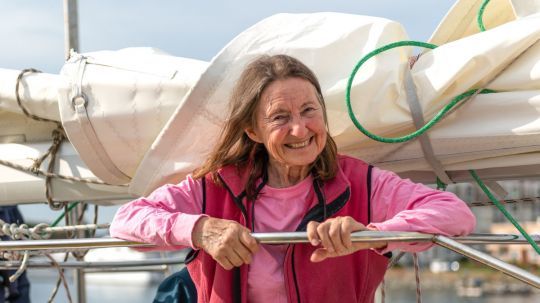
left=367, top=165, right=373, bottom=223
left=201, top=176, right=207, bottom=214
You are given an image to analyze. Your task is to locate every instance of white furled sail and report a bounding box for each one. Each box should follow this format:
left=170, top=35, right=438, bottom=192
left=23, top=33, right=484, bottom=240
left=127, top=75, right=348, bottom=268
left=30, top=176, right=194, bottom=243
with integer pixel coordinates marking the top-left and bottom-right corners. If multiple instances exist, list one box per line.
left=131, top=6, right=540, bottom=195
left=1, top=0, right=540, bottom=204
left=57, top=48, right=208, bottom=184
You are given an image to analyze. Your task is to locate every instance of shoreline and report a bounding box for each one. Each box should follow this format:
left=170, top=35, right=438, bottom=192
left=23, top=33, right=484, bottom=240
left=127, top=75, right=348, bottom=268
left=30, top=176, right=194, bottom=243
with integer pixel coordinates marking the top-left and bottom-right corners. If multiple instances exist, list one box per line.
left=385, top=267, right=534, bottom=289
left=383, top=266, right=539, bottom=292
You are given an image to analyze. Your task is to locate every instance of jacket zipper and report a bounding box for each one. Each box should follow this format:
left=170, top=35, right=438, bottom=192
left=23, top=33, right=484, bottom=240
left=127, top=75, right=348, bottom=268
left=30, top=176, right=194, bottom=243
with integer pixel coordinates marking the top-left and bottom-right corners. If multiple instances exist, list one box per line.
left=290, top=245, right=301, bottom=303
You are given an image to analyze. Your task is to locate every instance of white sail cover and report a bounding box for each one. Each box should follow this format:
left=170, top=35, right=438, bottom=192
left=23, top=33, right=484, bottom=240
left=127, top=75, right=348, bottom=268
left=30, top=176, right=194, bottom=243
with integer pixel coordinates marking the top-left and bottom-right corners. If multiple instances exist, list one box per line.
left=2, top=0, right=540, bottom=203
left=57, top=48, right=208, bottom=184
left=128, top=7, right=540, bottom=195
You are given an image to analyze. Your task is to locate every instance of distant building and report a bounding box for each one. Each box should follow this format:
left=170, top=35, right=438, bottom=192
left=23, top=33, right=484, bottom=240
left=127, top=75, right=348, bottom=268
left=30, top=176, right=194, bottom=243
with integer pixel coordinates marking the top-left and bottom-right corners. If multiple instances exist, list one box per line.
left=447, top=180, right=540, bottom=233
left=403, top=179, right=540, bottom=265
left=486, top=221, right=540, bottom=266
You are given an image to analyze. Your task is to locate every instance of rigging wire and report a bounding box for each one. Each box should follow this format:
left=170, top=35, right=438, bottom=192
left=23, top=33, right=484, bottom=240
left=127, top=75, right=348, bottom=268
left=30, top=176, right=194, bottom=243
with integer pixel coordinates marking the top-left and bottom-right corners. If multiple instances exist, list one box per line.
left=470, top=170, right=540, bottom=254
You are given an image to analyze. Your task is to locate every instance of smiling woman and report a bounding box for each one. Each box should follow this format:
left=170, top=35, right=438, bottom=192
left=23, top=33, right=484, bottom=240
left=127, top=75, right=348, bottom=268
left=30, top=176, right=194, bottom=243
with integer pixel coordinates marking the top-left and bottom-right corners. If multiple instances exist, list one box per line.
left=205, top=55, right=335, bottom=192
left=246, top=77, right=328, bottom=188
left=110, top=54, right=476, bottom=303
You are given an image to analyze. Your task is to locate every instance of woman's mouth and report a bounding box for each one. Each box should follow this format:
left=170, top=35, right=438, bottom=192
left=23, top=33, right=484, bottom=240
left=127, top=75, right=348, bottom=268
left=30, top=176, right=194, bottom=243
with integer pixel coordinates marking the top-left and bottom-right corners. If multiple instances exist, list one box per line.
left=285, top=138, right=311, bottom=149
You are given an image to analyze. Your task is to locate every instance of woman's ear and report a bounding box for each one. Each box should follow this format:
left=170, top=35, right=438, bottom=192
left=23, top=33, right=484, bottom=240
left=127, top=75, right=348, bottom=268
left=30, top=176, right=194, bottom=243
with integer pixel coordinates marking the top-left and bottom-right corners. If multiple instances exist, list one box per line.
left=245, top=127, right=263, bottom=143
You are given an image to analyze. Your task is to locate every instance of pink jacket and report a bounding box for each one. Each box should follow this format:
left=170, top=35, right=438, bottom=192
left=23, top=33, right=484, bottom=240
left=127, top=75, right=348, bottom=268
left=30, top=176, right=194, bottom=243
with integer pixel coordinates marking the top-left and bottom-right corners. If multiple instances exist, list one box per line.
left=111, top=155, right=476, bottom=302
left=187, top=156, right=388, bottom=303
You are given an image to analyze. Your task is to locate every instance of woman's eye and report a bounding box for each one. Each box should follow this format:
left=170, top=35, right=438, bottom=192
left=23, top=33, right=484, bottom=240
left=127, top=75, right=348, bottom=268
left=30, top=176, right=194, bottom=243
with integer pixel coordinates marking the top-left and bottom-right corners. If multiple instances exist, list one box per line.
left=303, top=107, right=316, bottom=114
left=272, top=115, right=288, bottom=122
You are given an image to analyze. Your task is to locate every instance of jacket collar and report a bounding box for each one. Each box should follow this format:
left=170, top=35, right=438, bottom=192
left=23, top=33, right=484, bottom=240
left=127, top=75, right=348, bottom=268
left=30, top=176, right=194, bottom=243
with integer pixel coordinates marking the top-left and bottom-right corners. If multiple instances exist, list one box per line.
left=320, top=158, right=351, bottom=203
left=217, top=165, right=251, bottom=198
left=216, top=157, right=350, bottom=203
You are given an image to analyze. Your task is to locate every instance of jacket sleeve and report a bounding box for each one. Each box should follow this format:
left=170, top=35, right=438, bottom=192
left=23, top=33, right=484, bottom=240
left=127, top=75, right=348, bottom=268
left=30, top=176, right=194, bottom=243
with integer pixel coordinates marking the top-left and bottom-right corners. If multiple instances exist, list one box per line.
left=367, top=167, right=476, bottom=253
left=109, top=176, right=206, bottom=251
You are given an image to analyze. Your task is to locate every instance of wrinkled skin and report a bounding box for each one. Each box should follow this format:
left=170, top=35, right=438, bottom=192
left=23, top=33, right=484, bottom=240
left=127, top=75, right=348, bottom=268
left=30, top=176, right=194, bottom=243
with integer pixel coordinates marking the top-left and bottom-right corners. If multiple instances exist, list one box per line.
left=192, top=217, right=259, bottom=270
left=307, top=216, right=387, bottom=262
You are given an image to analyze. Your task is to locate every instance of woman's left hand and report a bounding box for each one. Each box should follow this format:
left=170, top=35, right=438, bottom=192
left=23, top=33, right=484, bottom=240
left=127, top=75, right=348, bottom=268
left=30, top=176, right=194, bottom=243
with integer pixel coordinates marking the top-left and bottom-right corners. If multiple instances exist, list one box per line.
left=306, top=216, right=387, bottom=262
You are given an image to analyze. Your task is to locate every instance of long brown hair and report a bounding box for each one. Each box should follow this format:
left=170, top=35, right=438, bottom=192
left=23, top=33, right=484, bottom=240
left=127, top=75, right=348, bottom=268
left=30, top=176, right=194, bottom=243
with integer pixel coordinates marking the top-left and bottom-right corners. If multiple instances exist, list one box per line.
left=193, top=54, right=338, bottom=200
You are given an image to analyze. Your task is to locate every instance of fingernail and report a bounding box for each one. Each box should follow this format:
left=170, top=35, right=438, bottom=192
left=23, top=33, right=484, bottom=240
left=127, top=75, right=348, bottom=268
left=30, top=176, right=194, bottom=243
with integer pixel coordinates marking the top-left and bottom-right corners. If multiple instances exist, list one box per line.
left=311, top=239, right=320, bottom=246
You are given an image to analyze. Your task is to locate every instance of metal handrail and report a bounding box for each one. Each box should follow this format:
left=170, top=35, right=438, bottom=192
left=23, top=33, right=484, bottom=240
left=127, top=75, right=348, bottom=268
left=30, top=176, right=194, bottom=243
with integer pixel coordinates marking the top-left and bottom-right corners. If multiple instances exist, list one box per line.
left=434, top=236, right=540, bottom=288
left=0, top=257, right=185, bottom=271
left=0, top=232, right=538, bottom=288
left=0, top=232, right=539, bottom=251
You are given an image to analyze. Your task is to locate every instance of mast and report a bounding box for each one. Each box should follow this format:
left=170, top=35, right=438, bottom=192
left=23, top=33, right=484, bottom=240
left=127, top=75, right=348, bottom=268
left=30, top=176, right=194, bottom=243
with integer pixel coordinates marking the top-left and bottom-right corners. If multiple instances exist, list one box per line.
left=63, top=0, right=80, bottom=59
left=63, top=2, right=85, bottom=302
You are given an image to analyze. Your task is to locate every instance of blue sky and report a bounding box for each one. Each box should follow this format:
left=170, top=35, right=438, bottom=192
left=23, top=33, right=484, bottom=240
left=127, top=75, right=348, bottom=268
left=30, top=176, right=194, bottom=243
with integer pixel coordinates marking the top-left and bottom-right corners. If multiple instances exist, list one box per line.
left=0, top=0, right=456, bottom=73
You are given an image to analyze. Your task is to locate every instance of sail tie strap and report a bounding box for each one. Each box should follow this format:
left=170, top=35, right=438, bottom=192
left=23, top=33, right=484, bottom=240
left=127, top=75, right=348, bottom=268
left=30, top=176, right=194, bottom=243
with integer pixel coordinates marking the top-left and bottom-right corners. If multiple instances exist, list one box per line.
left=68, top=54, right=130, bottom=183
left=404, top=65, right=452, bottom=184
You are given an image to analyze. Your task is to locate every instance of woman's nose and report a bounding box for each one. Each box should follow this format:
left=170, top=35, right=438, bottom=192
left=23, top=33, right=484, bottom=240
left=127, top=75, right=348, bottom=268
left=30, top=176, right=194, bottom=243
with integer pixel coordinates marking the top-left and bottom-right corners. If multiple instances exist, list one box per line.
left=290, top=116, right=308, bottom=137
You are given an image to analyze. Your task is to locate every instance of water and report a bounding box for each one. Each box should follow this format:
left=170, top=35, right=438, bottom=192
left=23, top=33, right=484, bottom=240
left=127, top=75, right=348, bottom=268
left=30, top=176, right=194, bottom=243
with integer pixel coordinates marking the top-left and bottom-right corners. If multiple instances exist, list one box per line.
left=24, top=270, right=540, bottom=303
left=27, top=270, right=160, bottom=303
left=383, top=287, right=540, bottom=303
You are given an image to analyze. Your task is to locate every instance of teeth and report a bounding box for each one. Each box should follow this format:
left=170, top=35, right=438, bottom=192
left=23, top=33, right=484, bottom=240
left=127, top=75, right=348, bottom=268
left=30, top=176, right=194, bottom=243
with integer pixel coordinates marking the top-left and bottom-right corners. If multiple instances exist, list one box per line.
left=288, top=139, right=310, bottom=148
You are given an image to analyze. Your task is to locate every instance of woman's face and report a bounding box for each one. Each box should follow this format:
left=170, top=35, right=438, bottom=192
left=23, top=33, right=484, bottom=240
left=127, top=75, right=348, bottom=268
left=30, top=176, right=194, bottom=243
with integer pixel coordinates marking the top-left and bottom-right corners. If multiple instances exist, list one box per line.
left=245, top=77, right=327, bottom=171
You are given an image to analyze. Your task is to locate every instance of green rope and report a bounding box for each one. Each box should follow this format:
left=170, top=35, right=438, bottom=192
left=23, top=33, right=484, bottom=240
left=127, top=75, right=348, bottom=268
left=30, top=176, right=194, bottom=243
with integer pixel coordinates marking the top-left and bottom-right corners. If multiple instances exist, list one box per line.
left=51, top=202, right=79, bottom=227
left=350, top=87, right=494, bottom=143
left=477, top=0, right=491, bottom=32
left=346, top=40, right=496, bottom=143
left=436, top=177, right=447, bottom=191
left=345, top=34, right=539, bottom=254
left=473, top=0, right=540, bottom=255
left=470, top=170, right=540, bottom=254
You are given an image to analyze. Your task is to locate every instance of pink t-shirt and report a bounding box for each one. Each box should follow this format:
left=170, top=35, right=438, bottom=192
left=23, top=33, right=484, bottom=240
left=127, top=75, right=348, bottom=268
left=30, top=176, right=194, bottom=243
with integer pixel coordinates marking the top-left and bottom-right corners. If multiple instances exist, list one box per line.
left=110, top=167, right=476, bottom=302
left=247, top=174, right=314, bottom=302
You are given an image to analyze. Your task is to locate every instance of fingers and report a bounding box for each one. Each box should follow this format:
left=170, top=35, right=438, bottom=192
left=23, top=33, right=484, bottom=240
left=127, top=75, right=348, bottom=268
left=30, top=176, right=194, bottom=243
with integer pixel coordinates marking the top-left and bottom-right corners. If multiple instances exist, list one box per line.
left=328, top=221, right=347, bottom=253
left=351, top=240, right=388, bottom=252
left=340, top=219, right=354, bottom=251
left=319, top=216, right=364, bottom=253
left=239, top=228, right=259, bottom=254
left=308, top=216, right=369, bottom=262
left=227, top=249, right=247, bottom=268
left=198, top=218, right=259, bottom=270
left=215, top=254, right=235, bottom=270
left=317, top=222, right=335, bottom=254
left=218, top=244, right=256, bottom=270
left=214, top=245, right=252, bottom=270
left=234, top=234, right=255, bottom=264
left=307, top=221, right=321, bottom=246
left=309, top=248, right=337, bottom=262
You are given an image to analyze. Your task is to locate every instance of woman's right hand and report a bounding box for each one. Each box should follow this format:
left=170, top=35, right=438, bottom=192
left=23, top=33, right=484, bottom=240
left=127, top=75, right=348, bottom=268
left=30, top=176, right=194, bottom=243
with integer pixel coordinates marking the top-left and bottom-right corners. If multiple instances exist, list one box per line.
left=192, top=217, right=259, bottom=270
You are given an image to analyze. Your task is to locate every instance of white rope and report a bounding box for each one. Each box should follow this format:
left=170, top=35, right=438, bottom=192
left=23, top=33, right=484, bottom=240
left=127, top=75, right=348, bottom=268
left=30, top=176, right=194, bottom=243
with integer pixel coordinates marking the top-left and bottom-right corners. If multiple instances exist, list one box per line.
left=380, top=251, right=406, bottom=303
left=2, top=248, right=94, bottom=257
left=413, top=253, right=422, bottom=303
left=0, top=158, right=122, bottom=186
left=0, top=220, right=109, bottom=240
left=8, top=250, right=29, bottom=282
left=45, top=253, right=73, bottom=303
